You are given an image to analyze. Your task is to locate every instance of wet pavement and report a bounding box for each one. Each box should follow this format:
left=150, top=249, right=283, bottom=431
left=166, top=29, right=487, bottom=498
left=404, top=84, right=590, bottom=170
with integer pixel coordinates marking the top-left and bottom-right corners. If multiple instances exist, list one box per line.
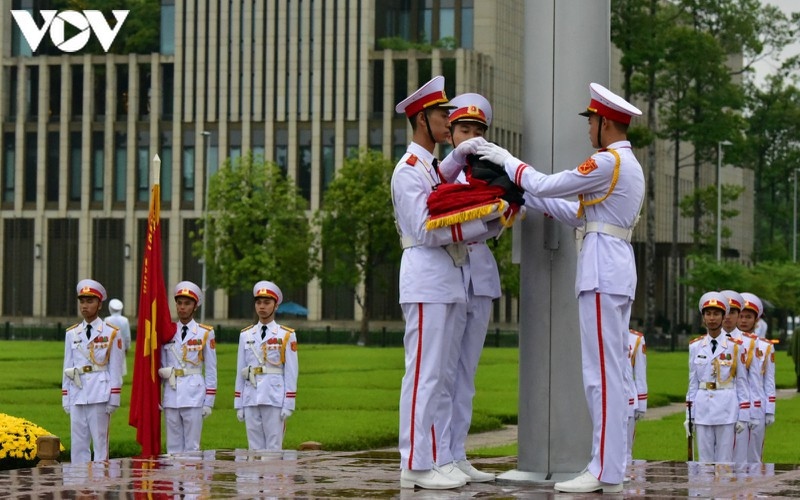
left=2, top=450, right=800, bottom=499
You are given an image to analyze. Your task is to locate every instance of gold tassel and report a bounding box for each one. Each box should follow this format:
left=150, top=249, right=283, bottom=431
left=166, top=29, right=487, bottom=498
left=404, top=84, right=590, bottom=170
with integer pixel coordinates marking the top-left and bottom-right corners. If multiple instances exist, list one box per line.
left=425, top=203, right=499, bottom=230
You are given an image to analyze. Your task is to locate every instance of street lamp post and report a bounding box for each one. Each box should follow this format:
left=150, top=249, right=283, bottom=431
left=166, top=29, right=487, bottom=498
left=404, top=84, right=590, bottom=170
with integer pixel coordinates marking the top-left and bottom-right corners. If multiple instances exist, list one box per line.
left=201, top=131, right=211, bottom=322
left=794, top=169, right=799, bottom=262
left=716, top=140, right=732, bottom=261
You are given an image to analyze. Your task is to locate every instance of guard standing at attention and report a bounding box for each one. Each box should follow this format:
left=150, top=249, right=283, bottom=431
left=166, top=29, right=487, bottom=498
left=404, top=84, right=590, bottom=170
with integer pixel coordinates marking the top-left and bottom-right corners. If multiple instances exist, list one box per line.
left=234, top=280, right=299, bottom=451
left=62, top=279, right=124, bottom=463
left=159, top=280, right=218, bottom=454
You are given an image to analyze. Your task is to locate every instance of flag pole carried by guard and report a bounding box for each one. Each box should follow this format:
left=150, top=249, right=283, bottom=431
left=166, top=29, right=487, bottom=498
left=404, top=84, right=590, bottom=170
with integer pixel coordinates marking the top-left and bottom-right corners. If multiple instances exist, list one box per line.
left=128, top=154, right=175, bottom=457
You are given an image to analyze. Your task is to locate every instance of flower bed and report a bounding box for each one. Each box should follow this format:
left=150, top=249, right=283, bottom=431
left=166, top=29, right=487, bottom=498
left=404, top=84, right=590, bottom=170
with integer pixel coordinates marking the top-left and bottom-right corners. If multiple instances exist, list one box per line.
left=0, top=413, right=64, bottom=470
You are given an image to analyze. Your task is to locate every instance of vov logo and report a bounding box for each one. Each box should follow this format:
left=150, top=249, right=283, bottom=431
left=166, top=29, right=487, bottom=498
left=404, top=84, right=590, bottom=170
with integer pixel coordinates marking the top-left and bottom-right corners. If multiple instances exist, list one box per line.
left=11, top=10, right=129, bottom=53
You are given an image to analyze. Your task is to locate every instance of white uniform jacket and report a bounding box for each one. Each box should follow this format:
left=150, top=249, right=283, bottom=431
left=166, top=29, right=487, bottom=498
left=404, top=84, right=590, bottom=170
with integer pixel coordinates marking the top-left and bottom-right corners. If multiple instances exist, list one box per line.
left=161, top=320, right=217, bottom=409
left=505, top=141, right=644, bottom=298
left=742, top=333, right=777, bottom=417
left=687, top=334, right=750, bottom=425
left=234, top=321, right=299, bottom=411
left=62, top=319, right=123, bottom=407
left=628, top=330, right=648, bottom=413
left=391, top=142, right=499, bottom=304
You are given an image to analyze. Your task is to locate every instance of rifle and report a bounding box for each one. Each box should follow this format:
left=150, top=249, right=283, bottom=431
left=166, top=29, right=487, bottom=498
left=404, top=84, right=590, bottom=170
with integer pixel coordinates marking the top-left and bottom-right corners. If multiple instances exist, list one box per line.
left=687, top=402, right=694, bottom=461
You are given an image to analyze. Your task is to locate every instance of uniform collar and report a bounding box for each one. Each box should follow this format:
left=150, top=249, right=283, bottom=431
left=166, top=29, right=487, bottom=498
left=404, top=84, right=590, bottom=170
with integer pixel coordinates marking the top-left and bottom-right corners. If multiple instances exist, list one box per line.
left=407, top=142, right=437, bottom=169
left=178, top=319, right=197, bottom=333
left=604, top=140, right=631, bottom=150
left=258, top=321, right=278, bottom=333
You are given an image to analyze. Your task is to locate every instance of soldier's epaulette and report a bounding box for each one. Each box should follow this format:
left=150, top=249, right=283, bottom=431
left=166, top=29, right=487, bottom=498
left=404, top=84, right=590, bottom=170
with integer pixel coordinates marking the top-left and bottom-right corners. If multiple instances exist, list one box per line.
left=689, top=335, right=704, bottom=344
left=280, top=325, right=295, bottom=333
left=105, top=322, right=119, bottom=331
left=198, top=323, right=214, bottom=331
left=241, top=325, right=254, bottom=332
left=743, top=332, right=757, bottom=339
left=767, top=338, right=779, bottom=344
left=629, top=329, right=644, bottom=337
left=731, top=337, right=744, bottom=345
left=406, top=154, right=418, bottom=166
left=66, top=323, right=81, bottom=332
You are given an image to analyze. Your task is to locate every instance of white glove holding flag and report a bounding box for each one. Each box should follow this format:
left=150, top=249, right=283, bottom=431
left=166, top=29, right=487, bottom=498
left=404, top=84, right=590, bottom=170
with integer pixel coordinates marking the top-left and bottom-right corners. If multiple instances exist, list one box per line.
left=477, top=142, right=514, bottom=173
left=451, top=136, right=487, bottom=165
left=683, top=419, right=692, bottom=438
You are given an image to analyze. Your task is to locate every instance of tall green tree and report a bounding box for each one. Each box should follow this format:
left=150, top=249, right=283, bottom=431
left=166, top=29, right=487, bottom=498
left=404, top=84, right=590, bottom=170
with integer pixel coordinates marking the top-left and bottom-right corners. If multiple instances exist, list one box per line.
left=193, top=153, right=314, bottom=296
left=314, top=149, right=401, bottom=343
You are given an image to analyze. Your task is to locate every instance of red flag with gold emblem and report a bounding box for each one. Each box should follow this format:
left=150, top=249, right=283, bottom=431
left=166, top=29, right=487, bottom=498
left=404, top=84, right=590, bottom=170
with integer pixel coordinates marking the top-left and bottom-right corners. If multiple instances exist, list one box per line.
left=129, top=159, right=174, bottom=457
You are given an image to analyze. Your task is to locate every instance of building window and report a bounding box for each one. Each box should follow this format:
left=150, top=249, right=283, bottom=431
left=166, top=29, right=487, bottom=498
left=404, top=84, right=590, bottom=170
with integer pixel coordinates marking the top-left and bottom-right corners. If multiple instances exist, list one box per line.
left=117, top=64, right=129, bottom=116
left=3, top=219, right=34, bottom=316
left=369, top=125, right=382, bottom=152
left=92, top=219, right=125, bottom=301
left=2, top=133, right=15, bottom=204
left=160, top=132, right=173, bottom=204
left=136, top=131, right=150, bottom=203
left=346, top=127, right=359, bottom=158
left=46, top=132, right=59, bottom=204
left=321, top=127, right=335, bottom=199
left=298, top=129, right=312, bottom=201
left=182, top=146, right=195, bottom=205
left=275, top=128, right=288, bottom=176
left=71, top=65, right=84, bottom=117
left=92, top=131, right=104, bottom=202
left=8, top=67, right=19, bottom=117
left=440, top=0, right=455, bottom=41
left=93, top=65, right=106, bottom=118
left=160, top=0, right=176, bottom=55
left=393, top=127, right=407, bottom=161
left=461, top=0, right=474, bottom=49
left=69, top=132, right=81, bottom=204
left=24, top=132, right=36, bottom=204
left=49, top=65, right=61, bottom=120
left=372, top=60, right=384, bottom=115
left=161, top=64, right=174, bottom=118
left=47, top=218, right=79, bottom=317
left=114, top=132, right=127, bottom=203
left=27, top=66, right=39, bottom=118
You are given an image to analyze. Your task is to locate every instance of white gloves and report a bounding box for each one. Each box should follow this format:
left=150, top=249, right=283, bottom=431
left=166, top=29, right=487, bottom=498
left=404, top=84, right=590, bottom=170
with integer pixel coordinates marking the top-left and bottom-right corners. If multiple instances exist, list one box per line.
left=202, top=406, right=213, bottom=419
left=634, top=410, right=645, bottom=421
left=748, top=419, right=758, bottom=430
left=236, top=409, right=245, bottom=422
left=735, top=421, right=746, bottom=433
left=280, top=408, right=293, bottom=421
left=477, top=142, right=514, bottom=168
left=63, top=406, right=70, bottom=415
left=765, top=413, right=775, bottom=426
left=452, top=136, right=487, bottom=163
left=683, top=419, right=692, bottom=438
left=105, top=405, right=118, bottom=415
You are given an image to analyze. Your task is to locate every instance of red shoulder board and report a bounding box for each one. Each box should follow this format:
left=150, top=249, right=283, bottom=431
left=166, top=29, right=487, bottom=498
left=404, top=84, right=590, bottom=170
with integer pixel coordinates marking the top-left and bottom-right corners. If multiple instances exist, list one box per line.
left=732, top=337, right=743, bottom=345
left=577, top=158, right=598, bottom=175
left=769, top=339, right=779, bottom=344
left=406, top=154, right=418, bottom=166
left=630, top=329, right=644, bottom=337
left=689, top=336, right=704, bottom=344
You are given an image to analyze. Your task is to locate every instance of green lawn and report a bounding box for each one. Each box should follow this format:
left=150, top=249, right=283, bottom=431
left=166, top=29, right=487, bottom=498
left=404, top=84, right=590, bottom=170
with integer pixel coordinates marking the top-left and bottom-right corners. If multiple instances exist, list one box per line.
left=1, top=341, right=797, bottom=463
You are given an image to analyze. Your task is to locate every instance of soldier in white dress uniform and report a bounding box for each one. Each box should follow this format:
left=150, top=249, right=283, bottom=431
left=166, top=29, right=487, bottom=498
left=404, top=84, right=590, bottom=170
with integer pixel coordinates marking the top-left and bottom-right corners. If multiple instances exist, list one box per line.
left=685, top=291, right=751, bottom=463
left=159, top=281, right=217, bottom=454
left=234, top=280, right=299, bottom=451
left=477, top=83, right=644, bottom=493
left=719, top=289, right=752, bottom=464
left=737, top=293, right=776, bottom=463
left=625, top=329, right=648, bottom=467
left=62, top=279, right=124, bottom=463
left=104, top=299, right=131, bottom=376
left=392, top=76, right=502, bottom=490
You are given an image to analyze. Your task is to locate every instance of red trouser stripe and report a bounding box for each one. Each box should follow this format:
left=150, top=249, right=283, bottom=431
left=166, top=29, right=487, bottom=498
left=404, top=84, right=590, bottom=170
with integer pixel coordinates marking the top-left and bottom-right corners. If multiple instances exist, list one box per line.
left=595, top=293, right=607, bottom=478
left=408, top=304, right=424, bottom=469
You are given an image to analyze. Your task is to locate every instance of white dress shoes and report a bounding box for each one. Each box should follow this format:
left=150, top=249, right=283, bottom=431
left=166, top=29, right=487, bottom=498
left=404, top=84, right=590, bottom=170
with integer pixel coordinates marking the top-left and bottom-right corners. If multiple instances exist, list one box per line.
left=554, top=470, right=623, bottom=493
left=455, top=459, right=495, bottom=482
left=400, top=468, right=466, bottom=489
left=436, top=462, right=472, bottom=483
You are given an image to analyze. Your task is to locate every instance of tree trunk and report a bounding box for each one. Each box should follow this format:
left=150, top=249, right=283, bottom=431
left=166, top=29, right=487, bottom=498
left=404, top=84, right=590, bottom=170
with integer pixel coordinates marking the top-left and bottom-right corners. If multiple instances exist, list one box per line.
left=671, top=133, right=681, bottom=351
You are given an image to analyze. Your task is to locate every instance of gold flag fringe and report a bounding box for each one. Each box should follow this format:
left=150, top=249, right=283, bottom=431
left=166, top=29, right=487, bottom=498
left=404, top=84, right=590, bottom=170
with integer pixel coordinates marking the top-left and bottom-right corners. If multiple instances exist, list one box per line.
left=425, top=202, right=500, bottom=230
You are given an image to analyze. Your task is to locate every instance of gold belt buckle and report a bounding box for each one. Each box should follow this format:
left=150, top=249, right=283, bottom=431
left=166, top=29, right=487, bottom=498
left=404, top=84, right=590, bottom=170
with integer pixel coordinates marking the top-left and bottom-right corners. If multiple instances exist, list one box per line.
left=252, top=367, right=264, bottom=374
left=174, top=369, right=185, bottom=376
left=705, top=382, right=717, bottom=390
left=82, top=365, right=93, bottom=373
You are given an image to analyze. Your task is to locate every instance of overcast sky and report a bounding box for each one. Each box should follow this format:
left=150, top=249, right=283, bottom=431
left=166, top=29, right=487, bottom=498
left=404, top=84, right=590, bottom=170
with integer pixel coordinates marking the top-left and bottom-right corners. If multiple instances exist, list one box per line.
left=751, top=0, right=800, bottom=86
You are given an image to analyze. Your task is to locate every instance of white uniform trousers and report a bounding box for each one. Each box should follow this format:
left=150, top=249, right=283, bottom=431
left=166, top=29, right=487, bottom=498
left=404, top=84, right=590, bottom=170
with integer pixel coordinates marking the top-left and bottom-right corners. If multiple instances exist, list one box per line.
left=399, top=301, right=465, bottom=471
left=579, top=291, right=631, bottom=485
left=748, top=418, right=766, bottom=463
left=69, top=403, right=110, bottom=463
left=165, top=407, right=203, bottom=454
left=625, top=415, right=636, bottom=467
left=695, top=423, right=735, bottom=462
left=732, top=426, right=750, bottom=464
left=244, top=405, right=284, bottom=451
left=435, top=290, right=492, bottom=465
